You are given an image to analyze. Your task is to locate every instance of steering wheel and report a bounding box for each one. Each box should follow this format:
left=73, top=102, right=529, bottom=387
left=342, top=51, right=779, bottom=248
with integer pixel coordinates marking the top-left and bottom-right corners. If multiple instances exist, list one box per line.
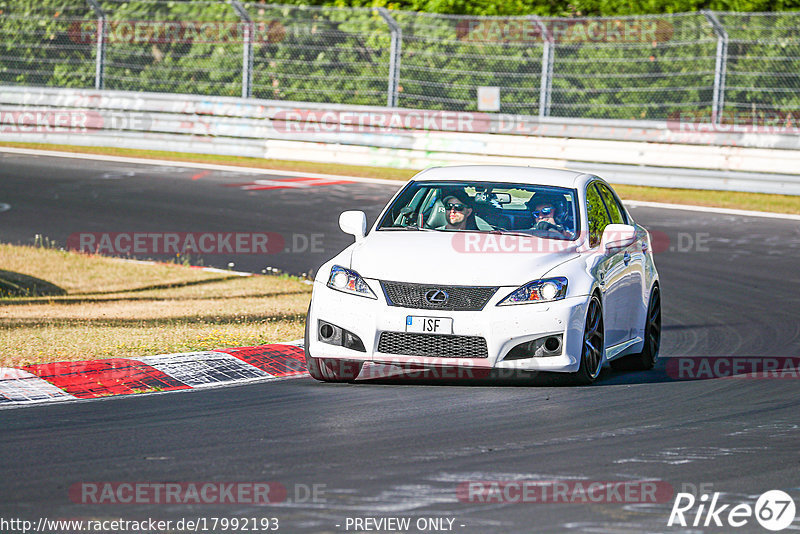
left=534, top=220, right=561, bottom=232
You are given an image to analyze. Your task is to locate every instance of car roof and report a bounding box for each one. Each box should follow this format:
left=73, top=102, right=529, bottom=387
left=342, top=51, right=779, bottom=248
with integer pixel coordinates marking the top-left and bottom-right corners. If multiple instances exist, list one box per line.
left=411, top=165, right=594, bottom=189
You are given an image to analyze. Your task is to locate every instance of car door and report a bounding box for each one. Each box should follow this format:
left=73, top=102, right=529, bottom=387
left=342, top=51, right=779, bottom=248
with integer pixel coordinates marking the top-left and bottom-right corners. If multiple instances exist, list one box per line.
left=596, top=183, right=646, bottom=342
left=585, top=182, right=626, bottom=348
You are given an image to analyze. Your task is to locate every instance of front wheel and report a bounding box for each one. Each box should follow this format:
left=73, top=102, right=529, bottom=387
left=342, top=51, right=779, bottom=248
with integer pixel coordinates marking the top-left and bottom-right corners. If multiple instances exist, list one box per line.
left=610, top=286, right=661, bottom=372
left=304, top=305, right=363, bottom=382
left=570, top=294, right=604, bottom=385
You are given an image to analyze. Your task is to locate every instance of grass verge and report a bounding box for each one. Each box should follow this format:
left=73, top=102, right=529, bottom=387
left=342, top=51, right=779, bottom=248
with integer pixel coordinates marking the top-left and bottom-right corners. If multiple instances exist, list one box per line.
left=0, top=243, right=311, bottom=366
left=2, top=142, right=798, bottom=215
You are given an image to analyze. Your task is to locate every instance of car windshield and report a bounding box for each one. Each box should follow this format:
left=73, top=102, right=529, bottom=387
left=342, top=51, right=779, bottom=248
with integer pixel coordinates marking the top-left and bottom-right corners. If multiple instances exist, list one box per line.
left=377, top=181, right=579, bottom=240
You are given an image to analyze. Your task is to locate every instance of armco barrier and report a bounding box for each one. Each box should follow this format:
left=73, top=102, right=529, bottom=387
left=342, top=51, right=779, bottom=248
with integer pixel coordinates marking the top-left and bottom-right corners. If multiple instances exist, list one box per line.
left=1, top=86, right=799, bottom=195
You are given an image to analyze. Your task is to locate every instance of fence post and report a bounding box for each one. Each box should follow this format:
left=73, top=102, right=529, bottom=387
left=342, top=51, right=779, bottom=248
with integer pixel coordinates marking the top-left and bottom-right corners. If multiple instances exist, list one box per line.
left=231, top=1, right=254, bottom=99
left=377, top=8, right=401, bottom=108
left=703, top=10, right=728, bottom=125
left=530, top=16, right=553, bottom=119
left=86, top=0, right=105, bottom=90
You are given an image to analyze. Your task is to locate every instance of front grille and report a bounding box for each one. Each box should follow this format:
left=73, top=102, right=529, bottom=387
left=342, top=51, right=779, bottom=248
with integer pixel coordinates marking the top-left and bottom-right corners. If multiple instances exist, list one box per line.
left=381, top=281, right=497, bottom=311
left=377, top=332, right=489, bottom=359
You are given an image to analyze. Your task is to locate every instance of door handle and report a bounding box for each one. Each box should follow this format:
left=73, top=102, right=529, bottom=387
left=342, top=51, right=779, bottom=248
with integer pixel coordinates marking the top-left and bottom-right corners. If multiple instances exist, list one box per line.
left=623, top=252, right=631, bottom=265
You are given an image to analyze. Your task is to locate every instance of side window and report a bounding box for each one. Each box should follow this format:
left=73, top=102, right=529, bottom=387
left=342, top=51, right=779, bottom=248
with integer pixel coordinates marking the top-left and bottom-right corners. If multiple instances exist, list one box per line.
left=586, top=183, right=611, bottom=248
left=597, top=183, right=626, bottom=225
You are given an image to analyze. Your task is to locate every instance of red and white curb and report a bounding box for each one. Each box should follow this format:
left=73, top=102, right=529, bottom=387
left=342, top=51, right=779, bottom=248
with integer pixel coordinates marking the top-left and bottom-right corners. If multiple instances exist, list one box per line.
left=0, top=342, right=307, bottom=407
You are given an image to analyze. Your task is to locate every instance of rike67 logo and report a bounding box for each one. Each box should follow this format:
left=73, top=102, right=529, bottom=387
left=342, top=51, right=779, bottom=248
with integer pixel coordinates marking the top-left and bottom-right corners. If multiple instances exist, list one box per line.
left=669, top=490, right=796, bottom=531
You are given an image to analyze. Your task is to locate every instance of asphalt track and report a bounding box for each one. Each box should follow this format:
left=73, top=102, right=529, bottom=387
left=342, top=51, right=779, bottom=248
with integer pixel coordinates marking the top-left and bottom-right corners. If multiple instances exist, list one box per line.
left=0, top=151, right=394, bottom=275
left=1, top=152, right=799, bottom=533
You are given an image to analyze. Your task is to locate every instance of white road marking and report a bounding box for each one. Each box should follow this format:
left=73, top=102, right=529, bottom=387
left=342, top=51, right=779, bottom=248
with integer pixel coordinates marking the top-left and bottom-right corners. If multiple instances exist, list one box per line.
left=0, top=203, right=10, bottom=213
left=241, top=179, right=313, bottom=189
left=626, top=200, right=800, bottom=221
left=0, top=146, right=401, bottom=185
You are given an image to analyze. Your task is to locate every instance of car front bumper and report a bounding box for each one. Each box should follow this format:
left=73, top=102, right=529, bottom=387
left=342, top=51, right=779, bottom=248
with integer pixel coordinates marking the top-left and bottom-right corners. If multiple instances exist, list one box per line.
left=307, top=279, right=591, bottom=374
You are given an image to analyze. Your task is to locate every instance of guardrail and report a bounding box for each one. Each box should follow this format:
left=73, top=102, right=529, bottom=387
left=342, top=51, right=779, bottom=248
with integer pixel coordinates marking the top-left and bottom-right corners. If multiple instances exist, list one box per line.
left=1, top=86, right=799, bottom=195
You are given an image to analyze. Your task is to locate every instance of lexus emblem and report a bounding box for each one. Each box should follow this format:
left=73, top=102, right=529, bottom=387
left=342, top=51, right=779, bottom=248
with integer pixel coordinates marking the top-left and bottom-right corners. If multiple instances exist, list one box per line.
left=425, top=289, right=449, bottom=305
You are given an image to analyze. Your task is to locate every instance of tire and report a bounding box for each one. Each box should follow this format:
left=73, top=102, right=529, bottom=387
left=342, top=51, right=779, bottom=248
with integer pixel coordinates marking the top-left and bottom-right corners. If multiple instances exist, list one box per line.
left=610, top=285, right=661, bottom=372
left=570, top=294, right=604, bottom=385
left=303, top=304, right=363, bottom=383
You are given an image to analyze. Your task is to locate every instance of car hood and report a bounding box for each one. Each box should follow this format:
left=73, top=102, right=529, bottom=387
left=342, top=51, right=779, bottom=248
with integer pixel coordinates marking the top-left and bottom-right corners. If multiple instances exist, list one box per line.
left=348, top=230, right=581, bottom=286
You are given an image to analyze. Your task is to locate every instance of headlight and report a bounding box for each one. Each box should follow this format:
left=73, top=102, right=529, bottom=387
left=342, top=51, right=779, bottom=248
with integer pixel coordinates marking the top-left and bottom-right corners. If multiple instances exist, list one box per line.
left=326, top=265, right=377, bottom=299
left=497, top=277, right=568, bottom=306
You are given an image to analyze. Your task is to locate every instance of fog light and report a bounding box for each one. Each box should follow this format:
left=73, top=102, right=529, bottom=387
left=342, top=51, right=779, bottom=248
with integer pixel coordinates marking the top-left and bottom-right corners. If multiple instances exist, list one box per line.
left=544, top=336, right=561, bottom=353
left=318, top=321, right=342, bottom=345
left=504, top=334, right=564, bottom=360
left=317, top=320, right=366, bottom=352
left=320, top=323, right=335, bottom=340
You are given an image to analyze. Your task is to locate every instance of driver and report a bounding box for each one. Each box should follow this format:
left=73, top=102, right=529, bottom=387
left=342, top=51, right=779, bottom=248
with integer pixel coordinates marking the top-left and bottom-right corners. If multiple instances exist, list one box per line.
left=528, top=193, right=569, bottom=236
left=437, top=190, right=478, bottom=231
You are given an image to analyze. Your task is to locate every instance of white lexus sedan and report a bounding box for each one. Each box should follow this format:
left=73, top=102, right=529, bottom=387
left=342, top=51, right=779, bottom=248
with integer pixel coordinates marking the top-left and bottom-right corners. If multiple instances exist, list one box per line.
left=304, top=166, right=661, bottom=385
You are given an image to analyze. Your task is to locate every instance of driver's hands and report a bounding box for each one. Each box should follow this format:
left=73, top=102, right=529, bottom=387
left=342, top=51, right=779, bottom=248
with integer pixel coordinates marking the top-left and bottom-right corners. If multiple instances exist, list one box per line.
left=534, top=220, right=560, bottom=231
left=533, top=220, right=569, bottom=237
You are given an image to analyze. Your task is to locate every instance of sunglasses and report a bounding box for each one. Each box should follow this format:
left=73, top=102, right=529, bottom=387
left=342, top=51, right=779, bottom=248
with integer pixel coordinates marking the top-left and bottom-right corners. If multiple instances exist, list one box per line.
left=445, top=203, right=467, bottom=212
left=533, top=206, right=555, bottom=217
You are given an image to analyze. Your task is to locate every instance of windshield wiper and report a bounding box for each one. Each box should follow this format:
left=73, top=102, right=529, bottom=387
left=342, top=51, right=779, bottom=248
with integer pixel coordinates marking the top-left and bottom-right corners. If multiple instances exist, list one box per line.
left=383, top=225, right=436, bottom=231
left=486, top=230, right=536, bottom=238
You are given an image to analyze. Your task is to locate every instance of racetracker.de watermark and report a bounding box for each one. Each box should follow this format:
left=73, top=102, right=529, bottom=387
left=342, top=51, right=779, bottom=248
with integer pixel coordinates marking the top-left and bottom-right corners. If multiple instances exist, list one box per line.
left=666, top=357, right=800, bottom=380
left=68, top=482, right=326, bottom=505
left=0, top=110, right=151, bottom=133
left=448, top=231, right=708, bottom=254
left=667, top=109, right=800, bottom=134
left=70, top=482, right=286, bottom=505
left=272, top=109, right=491, bottom=134
left=66, top=232, right=325, bottom=255
left=457, top=480, right=674, bottom=503
left=68, top=20, right=288, bottom=44
left=454, top=18, right=674, bottom=43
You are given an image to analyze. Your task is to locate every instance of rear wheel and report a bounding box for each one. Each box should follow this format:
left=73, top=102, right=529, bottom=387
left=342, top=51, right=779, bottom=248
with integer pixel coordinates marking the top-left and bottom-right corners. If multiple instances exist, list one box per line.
left=571, top=294, right=604, bottom=385
left=304, top=305, right=363, bottom=382
left=610, top=286, right=661, bottom=371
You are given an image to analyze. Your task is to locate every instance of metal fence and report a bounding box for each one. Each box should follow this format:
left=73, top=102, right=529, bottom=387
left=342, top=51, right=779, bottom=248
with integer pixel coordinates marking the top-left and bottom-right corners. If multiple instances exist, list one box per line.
left=1, top=1, right=799, bottom=123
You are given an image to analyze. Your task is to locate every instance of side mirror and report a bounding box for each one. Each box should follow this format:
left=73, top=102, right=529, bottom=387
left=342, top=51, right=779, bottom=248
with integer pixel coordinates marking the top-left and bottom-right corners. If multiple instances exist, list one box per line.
left=601, top=224, right=636, bottom=252
left=339, top=210, right=367, bottom=241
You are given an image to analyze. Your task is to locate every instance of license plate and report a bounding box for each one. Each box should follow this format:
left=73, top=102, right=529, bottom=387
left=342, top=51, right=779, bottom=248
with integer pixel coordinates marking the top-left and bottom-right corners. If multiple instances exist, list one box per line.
left=406, top=316, right=453, bottom=334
